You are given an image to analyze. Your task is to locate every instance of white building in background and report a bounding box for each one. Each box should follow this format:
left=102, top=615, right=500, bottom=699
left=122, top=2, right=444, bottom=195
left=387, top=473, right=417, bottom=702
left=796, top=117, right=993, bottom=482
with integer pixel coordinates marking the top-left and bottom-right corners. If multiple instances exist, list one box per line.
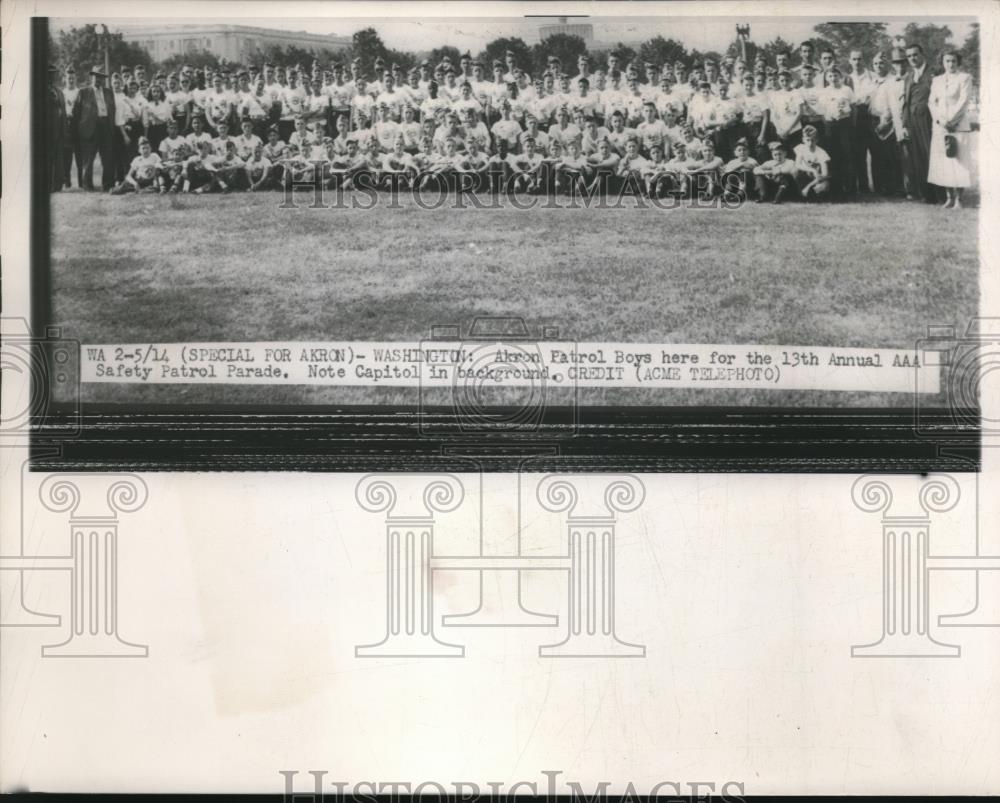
left=118, top=24, right=351, bottom=62
left=538, top=18, right=595, bottom=44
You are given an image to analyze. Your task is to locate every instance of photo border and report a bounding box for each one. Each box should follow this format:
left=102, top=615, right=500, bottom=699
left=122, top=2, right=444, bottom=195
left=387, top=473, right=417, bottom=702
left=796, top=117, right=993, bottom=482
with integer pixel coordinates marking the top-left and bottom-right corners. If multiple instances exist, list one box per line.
left=27, top=14, right=982, bottom=473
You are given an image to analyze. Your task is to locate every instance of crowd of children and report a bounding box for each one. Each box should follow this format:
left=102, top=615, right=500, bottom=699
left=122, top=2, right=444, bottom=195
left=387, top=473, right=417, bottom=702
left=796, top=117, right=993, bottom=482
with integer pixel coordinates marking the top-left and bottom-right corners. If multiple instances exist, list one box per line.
left=56, top=39, right=972, bottom=205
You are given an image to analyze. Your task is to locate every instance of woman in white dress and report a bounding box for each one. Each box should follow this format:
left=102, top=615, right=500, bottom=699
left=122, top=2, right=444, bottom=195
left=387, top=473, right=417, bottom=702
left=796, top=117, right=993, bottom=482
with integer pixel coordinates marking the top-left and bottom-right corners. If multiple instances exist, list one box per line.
left=927, top=51, right=974, bottom=209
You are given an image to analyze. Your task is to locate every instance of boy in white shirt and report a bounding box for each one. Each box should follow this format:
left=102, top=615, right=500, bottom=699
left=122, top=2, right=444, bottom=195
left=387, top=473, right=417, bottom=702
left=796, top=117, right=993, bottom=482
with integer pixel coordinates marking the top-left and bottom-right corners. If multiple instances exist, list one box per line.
left=665, top=141, right=692, bottom=197
left=555, top=138, right=590, bottom=194
left=677, top=123, right=705, bottom=161
left=373, top=104, right=401, bottom=153
left=721, top=137, right=760, bottom=201
left=418, top=137, right=460, bottom=190
left=350, top=78, right=375, bottom=129
left=736, top=73, right=770, bottom=161
left=585, top=137, right=621, bottom=195
left=504, top=135, right=543, bottom=192
left=186, top=113, right=213, bottom=152
left=769, top=71, right=804, bottom=149
left=819, top=67, right=855, bottom=197
left=212, top=120, right=235, bottom=158
left=793, top=124, right=831, bottom=200
left=157, top=120, right=190, bottom=192
left=636, top=101, right=668, bottom=158
left=616, top=138, right=652, bottom=194
left=687, top=138, right=725, bottom=199
left=491, top=99, right=523, bottom=154
left=753, top=140, right=798, bottom=203
left=379, top=136, right=418, bottom=189
left=454, top=137, right=491, bottom=191
left=462, top=108, right=492, bottom=154
left=687, top=81, right=718, bottom=139
left=333, top=140, right=375, bottom=191
left=110, top=137, right=161, bottom=194
left=605, top=110, right=636, bottom=156
left=213, top=140, right=246, bottom=193
left=642, top=142, right=673, bottom=198
left=420, top=81, right=450, bottom=125
left=547, top=106, right=582, bottom=153
left=397, top=105, right=422, bottom=153
left=180, top=140, right=220, bottom=193
left=451, top=82, right=483, bottom=120
left=519, top=115, right=549, bottom=156
left=244, top=142, right=274, bottom=191
left=233, top=118, right=264, bottom=161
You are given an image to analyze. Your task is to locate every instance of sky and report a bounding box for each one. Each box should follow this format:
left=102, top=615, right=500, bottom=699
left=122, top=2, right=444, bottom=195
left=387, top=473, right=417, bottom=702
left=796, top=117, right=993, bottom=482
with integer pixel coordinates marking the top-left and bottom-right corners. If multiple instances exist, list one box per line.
left=78, top=15, right=976, bottom=55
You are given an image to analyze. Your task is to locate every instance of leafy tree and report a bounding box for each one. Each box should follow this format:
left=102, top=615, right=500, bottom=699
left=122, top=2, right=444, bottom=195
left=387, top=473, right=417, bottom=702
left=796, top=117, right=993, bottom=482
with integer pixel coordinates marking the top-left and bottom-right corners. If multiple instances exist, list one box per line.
left=532, top=33, right=588, bottom=71
left=812, top=22, right=892, bottom=59
left=757, top=35, right=796, bottom=64
left=902, top=22, right=955, bottom=68
left=959, top=23, right=980, bottom=81
left=605, top=42, right=638, bottom=67
left=689, top=49, right=723, bottom=68
left=637, top=36, right=689, bottom=69
left=350, top=26, right=390, bottom=74
left=426, top=45, right=463, bottom=68
left=52, top=23, right=153, bottom=79
left=479, top=36, right=534, bottom=75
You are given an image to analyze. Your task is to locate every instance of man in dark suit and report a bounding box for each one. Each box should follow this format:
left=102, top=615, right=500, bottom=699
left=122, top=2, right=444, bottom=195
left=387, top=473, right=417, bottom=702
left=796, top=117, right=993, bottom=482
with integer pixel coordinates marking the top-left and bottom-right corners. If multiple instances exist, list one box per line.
left=72, top=66, right=116, bottom=191
left=46, top=65, right=67, bottom=192
left=901, top=43, right=935, bottom=203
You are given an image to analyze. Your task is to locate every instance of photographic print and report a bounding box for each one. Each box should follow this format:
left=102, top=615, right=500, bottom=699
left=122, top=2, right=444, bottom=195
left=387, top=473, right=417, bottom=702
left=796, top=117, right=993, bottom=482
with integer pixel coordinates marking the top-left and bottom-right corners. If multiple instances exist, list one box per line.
left=41, top=10, right=981, bottom=413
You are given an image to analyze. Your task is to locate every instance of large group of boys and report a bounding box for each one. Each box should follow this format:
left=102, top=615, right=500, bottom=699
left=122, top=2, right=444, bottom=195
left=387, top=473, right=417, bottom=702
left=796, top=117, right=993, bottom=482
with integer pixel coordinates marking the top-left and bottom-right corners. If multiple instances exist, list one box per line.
left=77, top=41, right=915, bottom=202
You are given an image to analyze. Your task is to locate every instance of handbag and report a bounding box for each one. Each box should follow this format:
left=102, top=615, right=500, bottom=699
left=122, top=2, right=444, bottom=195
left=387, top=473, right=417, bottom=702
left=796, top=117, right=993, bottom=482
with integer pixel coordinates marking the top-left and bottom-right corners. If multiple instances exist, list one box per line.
left=944, top=133, right=958, bottom=159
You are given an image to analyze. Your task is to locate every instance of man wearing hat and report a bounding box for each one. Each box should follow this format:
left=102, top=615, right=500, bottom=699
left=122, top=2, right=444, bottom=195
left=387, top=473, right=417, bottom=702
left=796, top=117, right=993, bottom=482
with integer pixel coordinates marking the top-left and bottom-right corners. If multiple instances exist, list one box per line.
left=72, top=65, right=117, bottom=191
left=46, top=65, right=67, bottom=192
left=869, top=50, right=903, bottom=196
left=872, top=47, right=910, bottom=196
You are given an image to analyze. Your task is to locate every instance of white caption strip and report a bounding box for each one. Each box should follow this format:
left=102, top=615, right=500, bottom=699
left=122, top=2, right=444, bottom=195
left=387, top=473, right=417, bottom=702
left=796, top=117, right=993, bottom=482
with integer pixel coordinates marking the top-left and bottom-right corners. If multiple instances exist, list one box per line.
left=80, top=341, right=937, bottom=393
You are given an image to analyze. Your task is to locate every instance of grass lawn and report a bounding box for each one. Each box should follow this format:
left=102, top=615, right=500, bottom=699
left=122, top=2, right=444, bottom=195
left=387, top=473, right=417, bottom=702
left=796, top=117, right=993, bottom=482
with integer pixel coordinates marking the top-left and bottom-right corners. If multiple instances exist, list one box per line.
left=49, top=189, right=978, bottom=407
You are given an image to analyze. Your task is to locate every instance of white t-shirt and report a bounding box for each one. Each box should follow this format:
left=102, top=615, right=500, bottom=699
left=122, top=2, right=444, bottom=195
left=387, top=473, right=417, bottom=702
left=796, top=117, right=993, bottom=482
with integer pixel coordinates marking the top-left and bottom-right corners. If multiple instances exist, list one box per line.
left=129, top=152, right=161, bottom=181
left=636, top=120, right=668, bottom=151
left=821, top=85, right=855, bottom=121
left=793, top=143, right=831, bottom=174
left=158, top=136, right=188, bottom=163
left=281, top=86, right=307, bottom=120
left=233, top=133, right=263, bottom=160
left=548, top=123, right=581, bottom=149
left=381, top=151, right=416, bottom=172
left=770, top=89, right=804, bottom=136
left=491, top=118, right=523, bottom=148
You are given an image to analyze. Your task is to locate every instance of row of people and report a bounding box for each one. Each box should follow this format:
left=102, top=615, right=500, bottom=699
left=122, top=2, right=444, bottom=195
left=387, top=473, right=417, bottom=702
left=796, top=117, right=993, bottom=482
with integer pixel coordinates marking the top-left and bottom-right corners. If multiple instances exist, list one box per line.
left=49, top=40, right=976, bottom=206
left=112, top=119, right=841, bottom=205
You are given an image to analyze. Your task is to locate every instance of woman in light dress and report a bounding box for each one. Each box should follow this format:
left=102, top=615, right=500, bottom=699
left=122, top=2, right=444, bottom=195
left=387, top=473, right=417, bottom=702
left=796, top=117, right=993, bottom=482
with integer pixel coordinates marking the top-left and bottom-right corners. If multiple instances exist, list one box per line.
left=927, top=51, right=974, bottom=209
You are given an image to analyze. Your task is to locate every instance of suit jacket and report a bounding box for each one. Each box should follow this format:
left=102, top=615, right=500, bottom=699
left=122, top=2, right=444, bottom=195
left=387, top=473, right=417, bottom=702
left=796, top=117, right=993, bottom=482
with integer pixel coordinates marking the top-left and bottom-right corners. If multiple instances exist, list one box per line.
left=72, top=85, right=116, bottom=140
left=47, top=84, right=67, bottom=146
left=901, top=64, right=933, bottom=131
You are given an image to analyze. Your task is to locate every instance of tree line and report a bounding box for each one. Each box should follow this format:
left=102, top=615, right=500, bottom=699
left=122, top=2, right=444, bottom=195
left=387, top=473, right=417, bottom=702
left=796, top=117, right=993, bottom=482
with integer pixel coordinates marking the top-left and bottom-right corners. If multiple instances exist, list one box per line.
left=50, top=21, right=980, bottom=82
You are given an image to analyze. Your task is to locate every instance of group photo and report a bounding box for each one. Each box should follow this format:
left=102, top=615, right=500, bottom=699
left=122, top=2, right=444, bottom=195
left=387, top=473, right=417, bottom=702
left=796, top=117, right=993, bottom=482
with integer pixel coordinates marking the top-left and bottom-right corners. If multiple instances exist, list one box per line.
left=41, top=10, right=981, bottom=407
